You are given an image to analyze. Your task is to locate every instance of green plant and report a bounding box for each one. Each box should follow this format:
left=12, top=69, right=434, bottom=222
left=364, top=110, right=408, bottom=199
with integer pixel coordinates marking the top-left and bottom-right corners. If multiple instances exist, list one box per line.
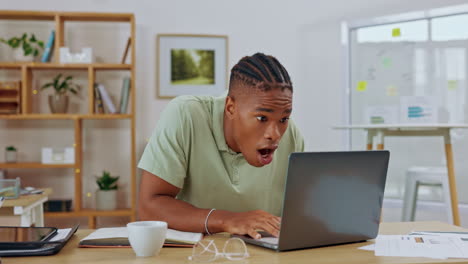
left=41, top=74, right=80, bottom=96
left=5, top=146, right=16, bottom=151
left=0, top=33, right=44, bottom=57
left=96, top=170, right=119, bottom=190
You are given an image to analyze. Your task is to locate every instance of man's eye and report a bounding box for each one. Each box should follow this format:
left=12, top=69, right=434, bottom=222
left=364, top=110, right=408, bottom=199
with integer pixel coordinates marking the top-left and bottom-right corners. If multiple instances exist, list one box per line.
left=256, top=116, right=267, bottom=122
left=280, top=117, right=290, bottom=123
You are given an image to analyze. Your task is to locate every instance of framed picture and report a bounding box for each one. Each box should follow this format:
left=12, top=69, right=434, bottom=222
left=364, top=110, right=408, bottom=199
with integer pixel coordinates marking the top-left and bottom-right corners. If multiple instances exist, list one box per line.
left=157, top=34, right=228, bottom=99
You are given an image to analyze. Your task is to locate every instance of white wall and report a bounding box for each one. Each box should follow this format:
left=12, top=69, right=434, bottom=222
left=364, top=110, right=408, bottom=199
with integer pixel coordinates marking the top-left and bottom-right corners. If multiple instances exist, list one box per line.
left=2, top=0, right=468, bottom=204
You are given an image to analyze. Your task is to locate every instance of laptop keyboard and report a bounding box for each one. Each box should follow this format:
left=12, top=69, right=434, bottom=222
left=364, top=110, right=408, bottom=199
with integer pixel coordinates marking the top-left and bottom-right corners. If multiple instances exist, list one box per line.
left=257, top=231, right=279, bottom=245
left=257, top=236, right=279, bottom=245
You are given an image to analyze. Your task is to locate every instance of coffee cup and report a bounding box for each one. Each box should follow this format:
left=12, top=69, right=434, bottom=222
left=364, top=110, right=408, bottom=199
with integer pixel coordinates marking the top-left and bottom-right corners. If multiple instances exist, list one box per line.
left=127, top=221, right=168, bottom=257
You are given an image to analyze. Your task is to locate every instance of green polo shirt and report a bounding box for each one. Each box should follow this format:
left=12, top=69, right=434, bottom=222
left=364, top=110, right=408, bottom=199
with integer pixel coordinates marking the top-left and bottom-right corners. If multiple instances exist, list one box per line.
left=138, top=95, right=304, bottom=216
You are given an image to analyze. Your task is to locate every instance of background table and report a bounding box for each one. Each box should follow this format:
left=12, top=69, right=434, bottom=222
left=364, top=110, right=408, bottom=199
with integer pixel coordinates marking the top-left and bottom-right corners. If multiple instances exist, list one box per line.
left=4, top=221, right=468, bottom=263
left=0, top=188, right=51, bottom=226
left=334, top=124, right=468, bottom=226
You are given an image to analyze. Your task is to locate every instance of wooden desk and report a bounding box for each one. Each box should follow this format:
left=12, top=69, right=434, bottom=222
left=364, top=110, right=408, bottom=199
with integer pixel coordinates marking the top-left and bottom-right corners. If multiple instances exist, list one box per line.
left=0, top=188, right=51, bottom=226
left=334, top=124, right=468, bottom=226
left=4, top=221, right=468, bottom=263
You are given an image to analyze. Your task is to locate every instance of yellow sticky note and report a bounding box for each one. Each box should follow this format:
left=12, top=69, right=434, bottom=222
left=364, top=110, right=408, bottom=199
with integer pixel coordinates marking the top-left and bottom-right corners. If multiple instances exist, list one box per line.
left=386, top=85, right=398, bottom=96
left=392, top=28, right=401, bottom=37
left=356, top=81, right=367, bottom=92
left=448, top=80, right=458, bottom=90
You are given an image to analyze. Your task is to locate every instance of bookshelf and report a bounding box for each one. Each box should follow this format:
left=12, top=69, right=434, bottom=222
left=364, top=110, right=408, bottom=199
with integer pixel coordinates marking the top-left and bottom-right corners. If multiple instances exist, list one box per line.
left=0, top=10, right=136, bottom=228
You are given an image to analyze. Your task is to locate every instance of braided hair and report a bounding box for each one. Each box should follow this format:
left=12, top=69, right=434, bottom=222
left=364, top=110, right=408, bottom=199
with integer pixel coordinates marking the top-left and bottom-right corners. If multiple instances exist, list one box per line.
left=228, top=53, right=292, bottom=96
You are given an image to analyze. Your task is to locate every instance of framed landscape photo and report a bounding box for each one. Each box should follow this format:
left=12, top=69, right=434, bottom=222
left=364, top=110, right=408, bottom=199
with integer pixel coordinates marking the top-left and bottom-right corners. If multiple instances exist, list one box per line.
left=157, top=34, right=228, bottom=99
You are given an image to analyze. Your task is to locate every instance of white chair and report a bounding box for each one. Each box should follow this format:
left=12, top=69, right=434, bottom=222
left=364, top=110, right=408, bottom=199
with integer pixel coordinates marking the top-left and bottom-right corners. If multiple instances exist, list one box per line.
left=401, top=166, right=454, bottom=224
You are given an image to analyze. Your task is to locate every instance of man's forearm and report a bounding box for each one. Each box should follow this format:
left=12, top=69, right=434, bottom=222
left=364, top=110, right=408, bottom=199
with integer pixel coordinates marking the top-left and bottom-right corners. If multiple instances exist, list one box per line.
left=139, top=194, right=230, bottom=233
left=137, top=172, right=278, bottom=236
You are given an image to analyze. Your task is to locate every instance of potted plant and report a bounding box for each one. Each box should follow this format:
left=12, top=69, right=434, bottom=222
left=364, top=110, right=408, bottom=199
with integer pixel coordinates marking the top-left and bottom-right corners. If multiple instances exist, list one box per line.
left=41, top=74, right=80, bottom=113
left=5, top=146, right=17, bottom=163
left=0, top=33, right=44, bottom=62
left=95, top=170, right=119, bottom=210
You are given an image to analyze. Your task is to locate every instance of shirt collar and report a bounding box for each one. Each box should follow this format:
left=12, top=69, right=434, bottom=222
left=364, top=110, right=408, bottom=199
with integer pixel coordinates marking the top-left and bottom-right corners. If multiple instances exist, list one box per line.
left=212, top=95, right=238, bottom=154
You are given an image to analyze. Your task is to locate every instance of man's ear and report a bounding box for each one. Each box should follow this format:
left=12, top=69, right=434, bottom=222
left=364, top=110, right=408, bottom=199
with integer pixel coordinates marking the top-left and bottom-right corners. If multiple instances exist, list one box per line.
left=225, top=96, right=236, bottom=119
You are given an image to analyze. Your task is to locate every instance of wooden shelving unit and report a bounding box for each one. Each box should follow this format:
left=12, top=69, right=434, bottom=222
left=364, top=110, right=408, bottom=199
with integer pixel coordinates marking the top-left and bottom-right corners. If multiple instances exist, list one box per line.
left=0, top=162, right=76, bottom=169
left=0, top=63, right=132, bottom=70
left=0, top=114, right=132, bottom=120
left=0, top=10, right=137, bottom=228
left=45, top=209, right=133, bottom=217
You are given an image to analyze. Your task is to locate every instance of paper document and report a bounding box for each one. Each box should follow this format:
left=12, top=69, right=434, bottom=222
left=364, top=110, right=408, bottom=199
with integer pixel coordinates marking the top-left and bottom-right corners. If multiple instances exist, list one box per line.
left=410, top=231, right=468, bottom=237
left=358, top=244, right=375, bottom=251
left=373, top=234, right=468, bottom=259
left=50, top=228, right=72, bottom=242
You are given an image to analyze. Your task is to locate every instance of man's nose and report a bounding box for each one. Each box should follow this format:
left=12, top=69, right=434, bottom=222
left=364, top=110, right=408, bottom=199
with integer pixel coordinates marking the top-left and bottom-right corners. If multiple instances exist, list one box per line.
left=265, top=123, right=281, bottom=142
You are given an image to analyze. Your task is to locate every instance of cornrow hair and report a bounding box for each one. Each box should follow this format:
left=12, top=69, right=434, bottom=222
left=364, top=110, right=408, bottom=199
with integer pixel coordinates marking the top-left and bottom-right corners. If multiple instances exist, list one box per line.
left=229, top=53, right=293, bottom=94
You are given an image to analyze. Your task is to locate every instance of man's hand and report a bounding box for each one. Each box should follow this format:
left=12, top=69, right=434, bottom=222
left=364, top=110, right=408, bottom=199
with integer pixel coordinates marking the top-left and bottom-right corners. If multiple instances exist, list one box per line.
left=214, top=210, right=281, bottom=239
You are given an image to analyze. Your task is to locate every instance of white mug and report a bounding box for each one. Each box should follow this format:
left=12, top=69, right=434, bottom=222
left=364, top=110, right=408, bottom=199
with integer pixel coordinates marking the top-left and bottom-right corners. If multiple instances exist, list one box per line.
left=127, top=221, right=168, bottom=257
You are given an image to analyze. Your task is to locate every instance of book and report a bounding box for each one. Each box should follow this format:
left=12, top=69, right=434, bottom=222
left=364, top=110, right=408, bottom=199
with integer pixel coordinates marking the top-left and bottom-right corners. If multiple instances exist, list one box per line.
left=118, top=77, right=131, bottom=114
left=0, top=81, right=21, bottom=114
left=96, top=83, right=117, bottom=114
left=121, top=37, right=131, bottom=64
left=41, top=30, right=55, bottom=63
left=94, top=84, right=105, bottom=114
left=78, top=227, right=203, bottom=248
left=43, top=199, right=72, bottom=212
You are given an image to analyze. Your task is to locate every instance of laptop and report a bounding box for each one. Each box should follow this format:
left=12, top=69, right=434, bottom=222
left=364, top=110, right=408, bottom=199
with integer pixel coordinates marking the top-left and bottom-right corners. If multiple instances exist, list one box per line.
left=234, top=151, right=389, bottom=251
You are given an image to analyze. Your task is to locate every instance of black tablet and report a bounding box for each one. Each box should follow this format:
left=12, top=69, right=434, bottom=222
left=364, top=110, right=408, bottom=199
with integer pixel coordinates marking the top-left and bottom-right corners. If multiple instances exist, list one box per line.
left=0, top=224, right=79, bottom=257
left=0, top=226, right=58, bottom=249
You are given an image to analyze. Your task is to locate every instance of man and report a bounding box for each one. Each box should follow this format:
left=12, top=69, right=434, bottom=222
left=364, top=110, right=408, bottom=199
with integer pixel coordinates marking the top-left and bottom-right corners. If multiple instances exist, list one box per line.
left=138, top=53, right=304, bottom=239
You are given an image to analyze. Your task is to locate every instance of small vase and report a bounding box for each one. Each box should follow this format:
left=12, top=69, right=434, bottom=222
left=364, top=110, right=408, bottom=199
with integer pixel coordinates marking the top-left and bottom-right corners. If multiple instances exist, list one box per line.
left=13, top=48, right=35, bottom=62
left=95, top=190, right=118, bottom=210
left=48, top=94, right=69, bottom=113
left=5, top=150, right=17, bottom=163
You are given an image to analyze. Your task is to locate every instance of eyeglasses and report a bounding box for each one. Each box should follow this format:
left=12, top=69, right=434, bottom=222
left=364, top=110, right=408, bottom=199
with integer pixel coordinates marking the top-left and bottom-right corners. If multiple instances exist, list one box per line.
left=188, top=237, right=250, bottom=262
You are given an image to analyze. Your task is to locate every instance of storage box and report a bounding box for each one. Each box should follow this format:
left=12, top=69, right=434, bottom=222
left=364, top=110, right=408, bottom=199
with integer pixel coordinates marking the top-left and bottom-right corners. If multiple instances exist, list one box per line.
left=0, top=178, right=20, bottom=199
left=41, top=147, right=74, bottom=164
left=59, top=47, right=94, bottom=63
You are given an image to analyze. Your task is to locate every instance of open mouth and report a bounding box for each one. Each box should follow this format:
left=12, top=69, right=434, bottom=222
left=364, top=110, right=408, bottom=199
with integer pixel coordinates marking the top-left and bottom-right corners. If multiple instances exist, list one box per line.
left=257, top=147, right=277, bottom=165
left=258, top=148, right=273, bottom=156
